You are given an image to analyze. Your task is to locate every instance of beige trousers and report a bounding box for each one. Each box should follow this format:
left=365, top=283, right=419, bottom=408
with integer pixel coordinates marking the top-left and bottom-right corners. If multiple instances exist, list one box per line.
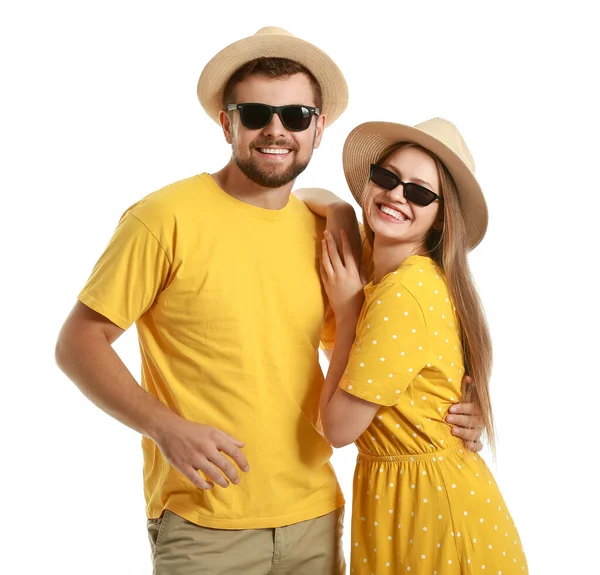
left=148, top=508, right=346, bottom=575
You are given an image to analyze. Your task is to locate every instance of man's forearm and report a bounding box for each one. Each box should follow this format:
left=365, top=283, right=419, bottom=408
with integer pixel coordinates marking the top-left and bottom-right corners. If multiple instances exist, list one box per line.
left=55, top=329, right=177, bottom=441
left=293, top=187, right=350, bottom=217
left=294, top=187, right=362, bottom=262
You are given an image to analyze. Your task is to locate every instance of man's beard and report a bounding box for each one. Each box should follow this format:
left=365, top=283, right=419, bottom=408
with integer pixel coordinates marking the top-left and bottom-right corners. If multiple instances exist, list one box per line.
left=233, top=138, right=313, bottom=188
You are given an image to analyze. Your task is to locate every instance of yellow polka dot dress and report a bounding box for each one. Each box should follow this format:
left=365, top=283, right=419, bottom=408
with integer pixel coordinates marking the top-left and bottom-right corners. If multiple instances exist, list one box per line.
left=339, top=255, right=528, bottom=574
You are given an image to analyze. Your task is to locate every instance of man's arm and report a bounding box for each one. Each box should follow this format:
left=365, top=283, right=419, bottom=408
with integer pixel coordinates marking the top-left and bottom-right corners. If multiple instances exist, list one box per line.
left=321, top=350, right=484, bottom=450
left=56, top=301, right=249, bottom=488
left=293, top=186, right=352, bottom=218
left=300, top=189, right=484, bottom=450
left=446, top=376, right=484, bottom=452
left=294, top=187, right=362, bottom=268
left=56, top=301, right=170, bottom=437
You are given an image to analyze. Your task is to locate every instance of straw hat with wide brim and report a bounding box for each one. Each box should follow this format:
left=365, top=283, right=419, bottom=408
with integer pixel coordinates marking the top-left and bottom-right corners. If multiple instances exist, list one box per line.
left=343, top=117, right=488, bottom=250
left=197, top=26, right=348, bottom=127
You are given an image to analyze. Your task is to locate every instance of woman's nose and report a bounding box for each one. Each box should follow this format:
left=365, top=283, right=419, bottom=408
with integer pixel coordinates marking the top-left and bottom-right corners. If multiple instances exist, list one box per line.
left=388, top=184, right=407, bottom=203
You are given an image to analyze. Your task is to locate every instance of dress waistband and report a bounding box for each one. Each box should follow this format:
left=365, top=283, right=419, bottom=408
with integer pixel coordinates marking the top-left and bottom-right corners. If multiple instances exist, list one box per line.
left=357, top=445, right=463, bottom=463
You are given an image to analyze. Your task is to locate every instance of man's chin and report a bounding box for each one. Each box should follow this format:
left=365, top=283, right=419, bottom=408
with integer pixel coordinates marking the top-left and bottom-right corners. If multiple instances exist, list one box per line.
left=236, top=158, right=309, bottom=188
left=247, top=174, right=295, bottom=188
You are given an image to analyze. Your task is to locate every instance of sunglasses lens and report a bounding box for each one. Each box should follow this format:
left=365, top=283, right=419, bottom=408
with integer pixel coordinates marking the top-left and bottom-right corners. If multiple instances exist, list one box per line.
left=240, top=104, right=272, bottom=130
left=370, top=165, right=399, bottom=190
left=281, top=106, right=312, bottom=131
left=404, top=183, right=437, bottom=206
left=370, top=165, right=438, bottom=206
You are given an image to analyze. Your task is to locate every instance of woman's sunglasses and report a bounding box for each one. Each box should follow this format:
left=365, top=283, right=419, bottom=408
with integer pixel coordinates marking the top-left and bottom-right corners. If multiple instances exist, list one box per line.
left=369, top=164, right=441, bottom=207
left=226, top=103, right=320, bottom=132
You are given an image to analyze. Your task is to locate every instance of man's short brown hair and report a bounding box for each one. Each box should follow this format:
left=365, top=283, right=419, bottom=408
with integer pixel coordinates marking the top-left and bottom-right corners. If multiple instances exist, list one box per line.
left=222, top=58, right=323, bottom=109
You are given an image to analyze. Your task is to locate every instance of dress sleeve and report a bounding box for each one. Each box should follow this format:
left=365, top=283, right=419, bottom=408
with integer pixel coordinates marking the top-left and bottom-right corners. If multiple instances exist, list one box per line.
left=77, top=211, right=172, bottom=330
left=339, top=281, right=428, bottom=406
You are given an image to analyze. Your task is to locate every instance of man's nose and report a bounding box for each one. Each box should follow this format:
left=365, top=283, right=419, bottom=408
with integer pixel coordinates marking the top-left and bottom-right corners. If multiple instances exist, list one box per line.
left=261, top=111, right=287, bottom=138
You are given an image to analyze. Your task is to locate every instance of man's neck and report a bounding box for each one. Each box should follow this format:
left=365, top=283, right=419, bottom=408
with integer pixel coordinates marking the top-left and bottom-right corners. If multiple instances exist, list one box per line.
left=211, top=159, right=294, bottom=210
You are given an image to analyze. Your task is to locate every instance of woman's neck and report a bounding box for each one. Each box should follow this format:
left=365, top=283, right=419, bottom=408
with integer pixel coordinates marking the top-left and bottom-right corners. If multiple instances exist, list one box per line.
left=372, top=236, right=425, bottom=284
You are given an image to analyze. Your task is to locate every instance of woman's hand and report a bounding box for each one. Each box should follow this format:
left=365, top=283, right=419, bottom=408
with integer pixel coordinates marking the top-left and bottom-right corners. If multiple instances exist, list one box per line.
left=320, top=229, right=365, bottom=321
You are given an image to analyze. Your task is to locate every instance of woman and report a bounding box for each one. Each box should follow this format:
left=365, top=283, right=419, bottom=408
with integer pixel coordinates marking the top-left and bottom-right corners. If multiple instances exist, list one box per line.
left=316, top=118, right=527, bottom=573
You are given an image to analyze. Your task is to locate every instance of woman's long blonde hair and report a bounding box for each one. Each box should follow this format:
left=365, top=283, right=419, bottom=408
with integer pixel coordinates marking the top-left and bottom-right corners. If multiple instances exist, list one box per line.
left=363, top=143, right=496, bottom=452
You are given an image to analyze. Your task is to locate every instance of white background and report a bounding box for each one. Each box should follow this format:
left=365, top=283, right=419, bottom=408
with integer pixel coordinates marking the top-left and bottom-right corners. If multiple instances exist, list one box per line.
left=1, top=1, right=599, bottom=573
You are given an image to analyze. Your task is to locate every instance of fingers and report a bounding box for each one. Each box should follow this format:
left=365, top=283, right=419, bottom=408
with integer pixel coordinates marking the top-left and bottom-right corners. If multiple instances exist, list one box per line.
left=181, top=465, right=214, bottom=490
left=319, top=260, right=331, bottom=293
left=195, top=459, right=230, bottom=488
left=465, top=440, right=484, bottom=453
left=207, top=450, right=240, bottom=486
left=445, top=413, right=476, bottom=429
left=223, top=432, right=245, bottom=448
left=217, top=438, right=250, bottom=473
left=324, top=230, right=343, bottom=270
left=450, top=425, right=481, bottom=442
left=448, top=402, right=481, bottom=416
left=186, top=442, right=249, bottom=490
left=159, top=423, right=249, bottom=490
left=321, top=239, right=334, bottom=278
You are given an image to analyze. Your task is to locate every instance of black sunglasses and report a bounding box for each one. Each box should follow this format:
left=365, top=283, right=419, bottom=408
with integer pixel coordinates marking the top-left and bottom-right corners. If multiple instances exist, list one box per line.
left=226, top=103, right=320, bottom=132
left=370, top=164, right=441, bottom=207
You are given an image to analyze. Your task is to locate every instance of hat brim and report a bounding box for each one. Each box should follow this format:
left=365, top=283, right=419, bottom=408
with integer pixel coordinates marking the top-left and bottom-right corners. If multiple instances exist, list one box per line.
left=343, top=122, right=488, bottom=250
left=198, top=34, right=348, bottom=127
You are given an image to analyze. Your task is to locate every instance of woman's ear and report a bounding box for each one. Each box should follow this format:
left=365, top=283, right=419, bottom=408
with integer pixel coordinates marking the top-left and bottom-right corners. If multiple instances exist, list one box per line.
left=432, top=208, right=444, bottom=231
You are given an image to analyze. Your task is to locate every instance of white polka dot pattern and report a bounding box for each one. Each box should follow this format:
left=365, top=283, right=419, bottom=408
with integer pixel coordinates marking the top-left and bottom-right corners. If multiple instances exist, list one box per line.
left=343, top=256, right=528, bottom=574
left=339, top=261, right=429, bottom=406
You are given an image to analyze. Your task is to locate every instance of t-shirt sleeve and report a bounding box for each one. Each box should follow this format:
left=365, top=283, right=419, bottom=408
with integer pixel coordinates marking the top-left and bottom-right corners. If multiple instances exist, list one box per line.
left=339, top=282, right=428, bottom=406
left=77, top=211, right=172, bottom=330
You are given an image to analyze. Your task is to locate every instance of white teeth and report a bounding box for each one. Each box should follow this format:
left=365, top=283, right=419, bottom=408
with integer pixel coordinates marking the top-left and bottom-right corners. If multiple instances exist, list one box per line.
left=380, top=205, right=407, bottom=221
left=258, top=148, right=289, bottom=155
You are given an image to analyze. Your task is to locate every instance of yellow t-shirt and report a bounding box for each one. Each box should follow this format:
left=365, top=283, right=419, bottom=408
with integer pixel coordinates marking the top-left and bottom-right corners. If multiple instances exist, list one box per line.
left=78, top=173, right=344, bottom=529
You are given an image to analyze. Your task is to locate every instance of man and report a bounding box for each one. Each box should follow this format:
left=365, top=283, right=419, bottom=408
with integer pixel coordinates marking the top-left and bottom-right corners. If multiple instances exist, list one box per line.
left=55, top=27, right=483, bottom=574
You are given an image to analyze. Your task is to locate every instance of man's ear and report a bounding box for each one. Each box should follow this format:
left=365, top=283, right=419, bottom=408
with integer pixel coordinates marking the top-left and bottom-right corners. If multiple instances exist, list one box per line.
left=219, top=110, right=233, bottom=144
left=312, top=113, right=326, bottom=149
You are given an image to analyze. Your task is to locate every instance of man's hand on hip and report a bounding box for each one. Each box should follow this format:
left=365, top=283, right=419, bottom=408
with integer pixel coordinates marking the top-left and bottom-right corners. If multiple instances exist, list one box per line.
left=153, top=418, right=249, bottom=489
